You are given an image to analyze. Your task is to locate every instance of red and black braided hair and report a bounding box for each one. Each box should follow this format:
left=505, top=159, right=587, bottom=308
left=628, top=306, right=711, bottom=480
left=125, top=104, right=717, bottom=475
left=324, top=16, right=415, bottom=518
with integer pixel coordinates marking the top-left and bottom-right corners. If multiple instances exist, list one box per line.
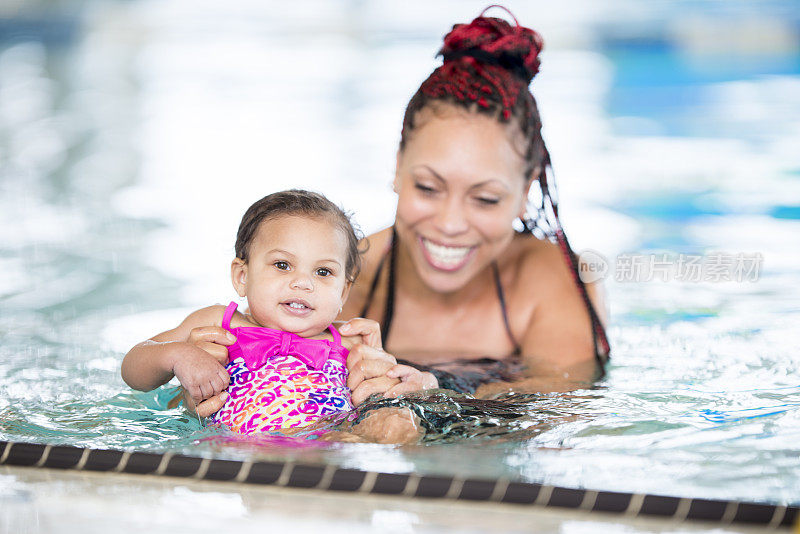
left=399, top=6, right=610, bottom=360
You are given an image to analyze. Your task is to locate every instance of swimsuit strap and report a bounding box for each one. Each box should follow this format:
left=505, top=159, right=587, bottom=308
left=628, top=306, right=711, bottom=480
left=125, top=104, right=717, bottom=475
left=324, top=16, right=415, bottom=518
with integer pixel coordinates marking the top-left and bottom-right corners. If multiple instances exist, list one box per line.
left=492, top=261, right=521, bottom=354
left=381, top=226, right=399, bottom=344
left=222, top=301, right=238, bottom=332
left=359, top=250, right=387, bottom=318
left=327, top=324, right=342, bottom=346
left=359, top=227, right=396, bottom=343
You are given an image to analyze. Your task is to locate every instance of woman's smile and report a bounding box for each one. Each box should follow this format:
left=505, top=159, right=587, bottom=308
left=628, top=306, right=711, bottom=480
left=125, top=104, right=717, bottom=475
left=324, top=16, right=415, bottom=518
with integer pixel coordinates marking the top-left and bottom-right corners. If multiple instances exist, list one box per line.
left=418, top=235, right=477, bottom=271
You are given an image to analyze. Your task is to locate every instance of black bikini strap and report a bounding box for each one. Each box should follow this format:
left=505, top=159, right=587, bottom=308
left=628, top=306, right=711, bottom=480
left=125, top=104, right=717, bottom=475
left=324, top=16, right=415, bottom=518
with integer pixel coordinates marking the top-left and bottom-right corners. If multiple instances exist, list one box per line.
left=381, top=227, right=398, bottom=344
left=492, top=262, right=521, bottom=354
left=358, top=228, right=397, bottom=344
left=359, top=249, right=387, bottom=318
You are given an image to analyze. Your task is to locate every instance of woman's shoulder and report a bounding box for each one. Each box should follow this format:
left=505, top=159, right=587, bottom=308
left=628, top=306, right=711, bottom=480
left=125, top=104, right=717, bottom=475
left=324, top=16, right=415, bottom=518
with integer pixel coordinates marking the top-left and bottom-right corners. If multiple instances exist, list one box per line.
left=342, top=227, right=393, bottom=317
left=508, top=233, right=608, bottom=327
left=501, top=233, right=590, bottom=321
left=505, top=233, right=572, bottom=284
left=360, top=227, right=393, bottom=267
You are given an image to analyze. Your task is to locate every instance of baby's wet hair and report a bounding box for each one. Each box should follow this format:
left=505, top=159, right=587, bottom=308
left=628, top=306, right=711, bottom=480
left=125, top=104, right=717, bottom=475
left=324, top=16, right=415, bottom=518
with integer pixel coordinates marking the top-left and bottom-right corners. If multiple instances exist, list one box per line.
left=235, top=189, right=362, bottom=282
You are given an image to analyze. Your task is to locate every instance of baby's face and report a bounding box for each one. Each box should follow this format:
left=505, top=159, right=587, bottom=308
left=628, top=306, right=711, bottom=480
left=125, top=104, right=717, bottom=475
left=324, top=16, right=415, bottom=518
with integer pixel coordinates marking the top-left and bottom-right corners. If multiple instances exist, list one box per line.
left=233, top=215, right=351, bottom=337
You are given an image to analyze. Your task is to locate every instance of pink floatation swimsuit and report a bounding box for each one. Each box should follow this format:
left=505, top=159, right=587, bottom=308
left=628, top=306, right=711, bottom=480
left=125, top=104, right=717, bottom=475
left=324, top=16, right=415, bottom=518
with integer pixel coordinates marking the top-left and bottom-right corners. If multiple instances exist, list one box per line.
left=211, top=302, right=353, bottom=434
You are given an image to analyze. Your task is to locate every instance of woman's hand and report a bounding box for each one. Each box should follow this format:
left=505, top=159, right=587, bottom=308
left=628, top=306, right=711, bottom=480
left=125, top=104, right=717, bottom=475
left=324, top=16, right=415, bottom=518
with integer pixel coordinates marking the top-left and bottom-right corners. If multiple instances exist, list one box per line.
left=171, top=326, right=233, bottom=409
left=345, top=340, right=438, bottom=405
left=183, top=389, right=228, bottom=417
left=385, top=365, right=438, bottom=396
left=338, top=317, right=383, bottom=349
left=338, top=317, right=400, bottom=404
left=345, top=341, right=400, bottom=405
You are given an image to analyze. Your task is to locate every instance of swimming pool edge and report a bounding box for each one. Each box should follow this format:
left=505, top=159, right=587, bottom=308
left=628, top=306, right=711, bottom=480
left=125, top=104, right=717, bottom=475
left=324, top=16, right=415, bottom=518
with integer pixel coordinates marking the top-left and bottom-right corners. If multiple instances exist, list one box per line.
left=0, top=440, right=795, bottom=529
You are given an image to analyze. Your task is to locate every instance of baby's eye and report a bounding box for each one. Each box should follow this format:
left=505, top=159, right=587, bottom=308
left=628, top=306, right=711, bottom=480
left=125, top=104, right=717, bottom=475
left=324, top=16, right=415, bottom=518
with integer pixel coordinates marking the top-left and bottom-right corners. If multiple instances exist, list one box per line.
left=273, top=261, right=290, bottom=270
left=316, top=267, right=332, bottom=277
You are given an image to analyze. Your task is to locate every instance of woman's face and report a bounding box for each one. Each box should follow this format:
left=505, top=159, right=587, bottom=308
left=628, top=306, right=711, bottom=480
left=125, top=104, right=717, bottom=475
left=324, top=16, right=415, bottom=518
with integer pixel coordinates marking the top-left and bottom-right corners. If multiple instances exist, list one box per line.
left=394, top=106, right=531, bottom=294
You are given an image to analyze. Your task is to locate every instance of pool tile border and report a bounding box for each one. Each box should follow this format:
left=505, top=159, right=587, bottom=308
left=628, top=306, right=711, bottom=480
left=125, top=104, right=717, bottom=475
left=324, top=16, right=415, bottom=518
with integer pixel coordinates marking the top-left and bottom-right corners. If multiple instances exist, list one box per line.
left=0, top=440, right=796, bottom=528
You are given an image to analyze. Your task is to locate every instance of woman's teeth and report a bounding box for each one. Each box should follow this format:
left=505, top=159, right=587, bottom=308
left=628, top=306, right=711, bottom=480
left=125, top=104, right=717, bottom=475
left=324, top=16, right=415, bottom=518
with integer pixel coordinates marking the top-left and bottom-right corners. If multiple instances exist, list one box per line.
left=422, top=238, right=472, bottom=268
left=287, top=302, right=307, bottom=309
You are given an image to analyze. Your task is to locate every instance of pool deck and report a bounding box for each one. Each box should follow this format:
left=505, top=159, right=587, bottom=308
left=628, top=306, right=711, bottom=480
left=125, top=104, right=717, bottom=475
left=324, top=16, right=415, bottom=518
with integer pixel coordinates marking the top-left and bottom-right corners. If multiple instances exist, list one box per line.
left=1, top=465, right=784, bottom=534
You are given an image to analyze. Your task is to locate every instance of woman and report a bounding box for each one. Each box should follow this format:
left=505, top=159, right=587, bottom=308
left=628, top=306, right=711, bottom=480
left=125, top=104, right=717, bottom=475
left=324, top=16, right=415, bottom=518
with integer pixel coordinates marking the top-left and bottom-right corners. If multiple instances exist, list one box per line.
left=193, top=8, right=610, bottom=417
left=339, top=8, right=610, bottom=404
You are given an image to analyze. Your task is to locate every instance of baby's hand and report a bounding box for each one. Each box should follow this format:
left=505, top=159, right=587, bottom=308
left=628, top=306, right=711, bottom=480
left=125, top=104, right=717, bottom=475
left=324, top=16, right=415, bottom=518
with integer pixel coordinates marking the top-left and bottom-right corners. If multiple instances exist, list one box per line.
left=171, top=326, right=234, bottom=405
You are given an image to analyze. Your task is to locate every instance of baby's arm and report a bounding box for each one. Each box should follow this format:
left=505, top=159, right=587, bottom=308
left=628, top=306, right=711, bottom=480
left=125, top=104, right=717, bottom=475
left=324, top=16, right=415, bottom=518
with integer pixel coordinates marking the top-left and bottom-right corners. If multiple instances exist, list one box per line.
left=121, top=306, right=234, bottom=404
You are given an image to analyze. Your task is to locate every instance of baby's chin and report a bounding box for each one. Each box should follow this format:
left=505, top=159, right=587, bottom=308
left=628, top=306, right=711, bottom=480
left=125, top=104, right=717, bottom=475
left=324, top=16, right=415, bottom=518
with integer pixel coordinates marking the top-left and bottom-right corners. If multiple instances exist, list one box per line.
left=254, top=313, right=334, bottom=338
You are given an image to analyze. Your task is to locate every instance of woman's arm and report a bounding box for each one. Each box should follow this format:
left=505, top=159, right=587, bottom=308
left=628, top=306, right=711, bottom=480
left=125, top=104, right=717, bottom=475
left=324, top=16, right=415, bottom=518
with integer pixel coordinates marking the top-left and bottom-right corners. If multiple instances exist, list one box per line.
left=339, top=318, right=438, bottom=404
left=346, top=345, right=438, bottom=404
left=474, top=261, right=607, bottom=397
left=520, top=240, right=605, bottom=365
left=121, top=306, right=234, bottom=403
left=469, top=241, right=609, bottom=397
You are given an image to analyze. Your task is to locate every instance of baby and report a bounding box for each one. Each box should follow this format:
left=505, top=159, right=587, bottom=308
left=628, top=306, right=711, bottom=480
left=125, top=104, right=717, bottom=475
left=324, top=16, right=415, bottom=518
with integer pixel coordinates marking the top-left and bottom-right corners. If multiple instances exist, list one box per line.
left=121, top=190, right=420, bottom=440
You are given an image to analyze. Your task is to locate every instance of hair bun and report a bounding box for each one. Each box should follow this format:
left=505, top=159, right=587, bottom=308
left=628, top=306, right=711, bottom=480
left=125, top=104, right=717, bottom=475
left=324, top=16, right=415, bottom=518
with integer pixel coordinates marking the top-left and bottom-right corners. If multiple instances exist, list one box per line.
left=439, top=15, right=543, bottom=84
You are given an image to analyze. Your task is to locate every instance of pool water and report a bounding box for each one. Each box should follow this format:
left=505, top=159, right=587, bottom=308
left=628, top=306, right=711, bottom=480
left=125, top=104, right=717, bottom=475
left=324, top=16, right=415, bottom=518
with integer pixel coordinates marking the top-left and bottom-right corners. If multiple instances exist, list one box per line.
left=1, top=0, right=799, bottom=506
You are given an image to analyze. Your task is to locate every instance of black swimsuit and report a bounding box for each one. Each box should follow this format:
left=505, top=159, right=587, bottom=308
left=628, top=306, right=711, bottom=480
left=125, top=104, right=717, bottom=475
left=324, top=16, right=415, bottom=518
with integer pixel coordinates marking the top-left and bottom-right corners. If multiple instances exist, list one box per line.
left=360, top=228, right=609, bottom=392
